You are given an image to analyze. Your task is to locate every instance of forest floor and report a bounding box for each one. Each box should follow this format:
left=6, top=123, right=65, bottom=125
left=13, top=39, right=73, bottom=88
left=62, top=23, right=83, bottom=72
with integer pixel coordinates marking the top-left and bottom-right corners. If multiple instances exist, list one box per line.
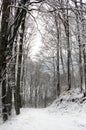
left=0, top=88, right=86, bottom=130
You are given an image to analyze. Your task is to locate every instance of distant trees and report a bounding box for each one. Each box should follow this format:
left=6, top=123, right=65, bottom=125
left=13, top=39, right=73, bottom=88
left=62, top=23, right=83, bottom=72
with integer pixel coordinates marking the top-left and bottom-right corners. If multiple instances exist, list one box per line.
left=37, top=0, right=86, bottom=96
left=23, top=59, right=52, bottom=108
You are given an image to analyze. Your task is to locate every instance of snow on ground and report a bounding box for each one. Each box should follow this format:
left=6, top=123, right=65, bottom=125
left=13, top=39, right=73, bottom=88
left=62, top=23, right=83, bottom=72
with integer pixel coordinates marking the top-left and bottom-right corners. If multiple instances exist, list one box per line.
left=0, top=108, right=86, bottom=130
left=0, top=88, right=86, bottom=130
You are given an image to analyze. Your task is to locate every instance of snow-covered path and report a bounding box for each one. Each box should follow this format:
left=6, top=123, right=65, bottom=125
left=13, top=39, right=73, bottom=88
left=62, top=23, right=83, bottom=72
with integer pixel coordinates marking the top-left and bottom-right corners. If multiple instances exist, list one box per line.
left=0, top=108, right=86, bottom=130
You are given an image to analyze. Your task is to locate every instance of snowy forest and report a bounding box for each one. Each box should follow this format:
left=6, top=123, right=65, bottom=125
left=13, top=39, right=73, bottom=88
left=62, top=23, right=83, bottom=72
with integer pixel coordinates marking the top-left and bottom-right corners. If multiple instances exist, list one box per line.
left=0, top=0, right=86, bottom=130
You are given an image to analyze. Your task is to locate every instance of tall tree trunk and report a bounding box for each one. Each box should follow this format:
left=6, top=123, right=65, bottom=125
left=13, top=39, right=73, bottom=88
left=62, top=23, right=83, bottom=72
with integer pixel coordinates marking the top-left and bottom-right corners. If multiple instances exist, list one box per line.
left=15, top=13, right=26, bottom=115
left=61, top=0, right=71, bottom=90
left=80, top=0, right=86, bottom=95
left=65, top=0, right=71, bottom=90
left=55, top=12, right=60, bottom=96
left=0, top=0, right=11, bottom=121
left=74, top=0, right=83, bottom=92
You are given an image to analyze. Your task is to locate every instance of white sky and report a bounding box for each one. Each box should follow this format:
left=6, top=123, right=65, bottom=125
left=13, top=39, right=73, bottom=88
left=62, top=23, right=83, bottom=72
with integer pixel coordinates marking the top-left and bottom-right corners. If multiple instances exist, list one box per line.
left=31, top=32, right=42, bottom=59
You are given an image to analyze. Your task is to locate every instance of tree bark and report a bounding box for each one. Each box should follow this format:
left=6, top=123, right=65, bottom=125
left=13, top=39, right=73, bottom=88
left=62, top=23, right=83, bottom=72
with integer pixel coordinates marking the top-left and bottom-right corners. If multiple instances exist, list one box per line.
left=0, top=0, right=11, bottom=121
left=15, top=13, right=26, bottom=115
left=74, top=0, right=83, bottom=92
left=55, top=12, right=60, bottom=96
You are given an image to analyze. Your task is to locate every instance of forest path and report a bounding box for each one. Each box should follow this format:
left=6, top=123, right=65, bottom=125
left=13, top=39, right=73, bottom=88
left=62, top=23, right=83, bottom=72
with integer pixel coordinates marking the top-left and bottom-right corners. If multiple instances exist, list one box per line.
left=0, top=108, right=86, bottom=130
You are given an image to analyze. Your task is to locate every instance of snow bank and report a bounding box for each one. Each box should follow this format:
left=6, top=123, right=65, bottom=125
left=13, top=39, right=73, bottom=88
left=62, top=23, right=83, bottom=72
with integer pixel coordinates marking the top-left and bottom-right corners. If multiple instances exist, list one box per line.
left=47, top=88, right=86, bottom=113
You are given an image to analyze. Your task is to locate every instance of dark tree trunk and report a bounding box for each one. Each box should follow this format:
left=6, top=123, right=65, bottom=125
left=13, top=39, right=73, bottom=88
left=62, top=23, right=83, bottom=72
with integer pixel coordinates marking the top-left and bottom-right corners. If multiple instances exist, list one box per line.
left=74, top=0, right=83, bottom=92
left=65, top=0, right=71, bottom=90
left=44, top=86, right=47, bottom=107
left=6, top=81, right=12, bottom=115
left=83, top=47, right=86, bottom=96
left=15, top=13, right=26, bottom=115
left=52, top=56, right=57, bottom=98
left=29, top=74, right=33, bottom=106
left=35, top=86, right=38, bottom=108
left=55, top=12, right=60, bottom=96
left=80, top=0, right=86, bottom=95
left=0, top=0, right=11, bottom=121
